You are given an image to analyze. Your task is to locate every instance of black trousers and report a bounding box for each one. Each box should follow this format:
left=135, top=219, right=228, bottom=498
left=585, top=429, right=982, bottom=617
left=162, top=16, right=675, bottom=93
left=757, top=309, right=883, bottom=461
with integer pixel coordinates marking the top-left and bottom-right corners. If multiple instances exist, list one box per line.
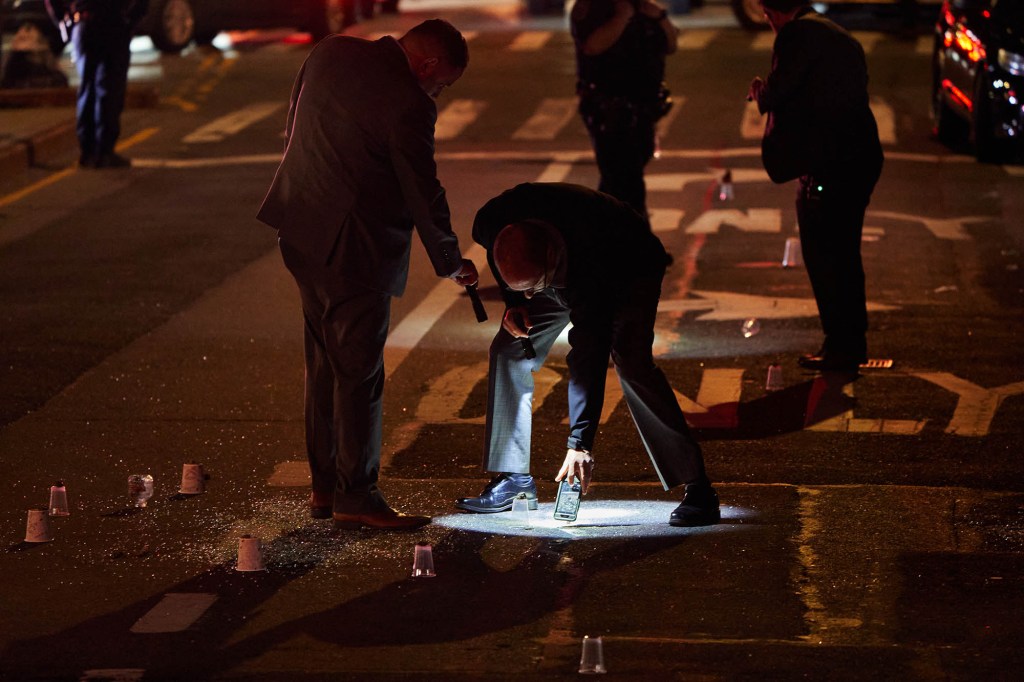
left=71, top=19, right=132, bottom=160
left=796, top=174, right=876, bottom=360
left=279, top=240, right=392, bottom=514
left=581, top=102, right=656, bottom=222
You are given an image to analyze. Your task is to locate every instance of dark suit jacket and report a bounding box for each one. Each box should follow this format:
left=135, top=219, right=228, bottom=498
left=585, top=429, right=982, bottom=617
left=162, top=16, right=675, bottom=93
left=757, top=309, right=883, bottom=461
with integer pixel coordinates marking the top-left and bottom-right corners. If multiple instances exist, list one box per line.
left=756, top=8, right=883, bottom=187
left=472, top=182, right=668, bottom=310
left=257, top=35, right=462, bottom=297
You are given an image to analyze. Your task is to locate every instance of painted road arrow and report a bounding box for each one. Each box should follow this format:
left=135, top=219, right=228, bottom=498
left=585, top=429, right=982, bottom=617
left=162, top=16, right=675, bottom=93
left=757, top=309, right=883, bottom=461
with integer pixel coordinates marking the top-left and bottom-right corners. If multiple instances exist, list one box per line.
left=657, top=290, right=900, bottom=321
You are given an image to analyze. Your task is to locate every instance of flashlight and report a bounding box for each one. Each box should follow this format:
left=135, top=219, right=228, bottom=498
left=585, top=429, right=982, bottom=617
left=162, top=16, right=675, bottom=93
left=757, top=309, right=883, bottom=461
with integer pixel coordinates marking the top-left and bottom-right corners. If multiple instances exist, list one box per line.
left=465, top=285, right=487, bottom=323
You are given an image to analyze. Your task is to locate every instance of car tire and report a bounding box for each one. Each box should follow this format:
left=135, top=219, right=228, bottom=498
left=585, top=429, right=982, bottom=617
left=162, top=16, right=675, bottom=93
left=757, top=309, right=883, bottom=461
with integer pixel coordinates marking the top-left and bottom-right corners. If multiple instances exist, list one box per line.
left=148, top=0, right=196, bottom=54
left=308, top=0, right=356, bottom=41
left=972, top=72, right=1002, bottom=163
left=731, top=0, right=769, bottom=31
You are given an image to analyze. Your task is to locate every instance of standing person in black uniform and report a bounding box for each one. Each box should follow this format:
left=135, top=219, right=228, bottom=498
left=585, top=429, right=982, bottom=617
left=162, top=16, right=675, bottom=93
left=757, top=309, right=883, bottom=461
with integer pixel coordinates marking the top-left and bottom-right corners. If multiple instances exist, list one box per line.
left=748, top=0, right=883, bottom=372
left=570, top=0, right=676, bottom=222
left=455, top=183, right=720, bottom=528
left=44, top=0, right=148, bottom=168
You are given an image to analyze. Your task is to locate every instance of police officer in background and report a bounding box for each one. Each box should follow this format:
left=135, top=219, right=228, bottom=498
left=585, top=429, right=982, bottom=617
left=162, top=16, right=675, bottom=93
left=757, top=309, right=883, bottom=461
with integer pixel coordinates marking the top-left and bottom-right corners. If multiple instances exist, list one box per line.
left=45, top=0, right=149, bottom=168
left=748, top=0, right=883, bottom=371
left=570, top=0, right=677, bottom=223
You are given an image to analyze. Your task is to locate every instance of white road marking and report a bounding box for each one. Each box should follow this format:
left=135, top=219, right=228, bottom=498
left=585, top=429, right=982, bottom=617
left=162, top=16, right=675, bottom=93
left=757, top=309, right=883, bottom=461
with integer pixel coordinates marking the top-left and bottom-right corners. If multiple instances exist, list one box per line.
left=535, top=157, right=576, bottom=183
left=182, top=102, right=283, bottom=144
left=650, top=208, right=684, bottom=232
left=509, top=31, right=552, bottom=51
left=751, top=32, right=775, bottom=51
left=648, top=167, right=769, bottom=193
left=913, top=373, right=1024, bottom=437
left=384, top=243, right=488, bottom=375
left=866, top=211, right=988, bottom=240
left=436, top=99, right=488, bottom=140
left=683, top=208, right=780, bottom=234
left=806, top=380, right=927, bottom=434
left=512, top=98, right=578, bottom=140
left=655, top=95, right=685, bottom=138
left=129, top=593, right=218, bottom=633
left=740, top=100, right=765, bottom=139
left=870, top=97, right=897, bottom=144
left=658, top=290, right=899, bottom=321
left=677, top=29, right=717, bottom=50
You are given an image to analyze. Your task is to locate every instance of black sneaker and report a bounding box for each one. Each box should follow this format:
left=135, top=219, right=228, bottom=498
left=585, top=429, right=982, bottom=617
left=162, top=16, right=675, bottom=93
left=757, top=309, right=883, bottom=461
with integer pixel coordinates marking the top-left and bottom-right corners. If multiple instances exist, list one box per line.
left=669, top=483, right=720, bottom=527
left=455, top=473, right=538, bottom=513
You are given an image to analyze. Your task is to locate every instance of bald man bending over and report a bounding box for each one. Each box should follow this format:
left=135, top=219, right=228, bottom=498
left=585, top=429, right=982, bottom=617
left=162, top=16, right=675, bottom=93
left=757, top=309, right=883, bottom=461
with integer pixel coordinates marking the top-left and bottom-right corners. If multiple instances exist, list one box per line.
left=456, top=182, right=719, bottom=527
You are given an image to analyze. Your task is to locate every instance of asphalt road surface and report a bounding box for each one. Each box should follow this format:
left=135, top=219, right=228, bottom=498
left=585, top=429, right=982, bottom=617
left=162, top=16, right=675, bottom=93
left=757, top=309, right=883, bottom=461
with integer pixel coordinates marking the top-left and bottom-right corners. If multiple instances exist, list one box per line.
left=1, top=1, right=1022, bottom=680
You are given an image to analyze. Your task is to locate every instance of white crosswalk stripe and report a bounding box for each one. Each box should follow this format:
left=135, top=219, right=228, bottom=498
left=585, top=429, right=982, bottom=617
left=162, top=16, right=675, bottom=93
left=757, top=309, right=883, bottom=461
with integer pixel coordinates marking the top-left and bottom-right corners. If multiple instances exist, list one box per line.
left=677, top=29, right=717, bottom=50
left=512, top=98, right=579, bottom=140
left=436, top=99, right=488, bottom=141
left=650, top=208, right=685, bottom=232
left=509, top=31, right=553, bottom=51
left=183, top=102, right=283, bottom=144
left=740, top=100, right=765, bottom=140
left=870, top=97, right=897, bottom=144
left=751, top=32, right=775, bottom=51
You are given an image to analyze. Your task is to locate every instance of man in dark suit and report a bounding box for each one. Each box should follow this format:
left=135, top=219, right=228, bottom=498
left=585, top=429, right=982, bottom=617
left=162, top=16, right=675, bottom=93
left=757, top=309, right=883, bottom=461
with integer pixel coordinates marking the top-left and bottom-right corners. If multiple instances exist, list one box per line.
left=258, top=20, right=479, bottom=530
left=44, top=0, right=149, bottom=168
left=748, top=0, right=883, bottom=372
left=455, top=183, right=720, bottom=527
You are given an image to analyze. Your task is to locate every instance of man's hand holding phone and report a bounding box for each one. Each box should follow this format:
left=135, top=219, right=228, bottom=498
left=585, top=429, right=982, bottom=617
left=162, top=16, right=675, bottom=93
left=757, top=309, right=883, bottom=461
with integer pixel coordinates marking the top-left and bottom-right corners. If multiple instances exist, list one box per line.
left=556, top=448, right=594, bottom=495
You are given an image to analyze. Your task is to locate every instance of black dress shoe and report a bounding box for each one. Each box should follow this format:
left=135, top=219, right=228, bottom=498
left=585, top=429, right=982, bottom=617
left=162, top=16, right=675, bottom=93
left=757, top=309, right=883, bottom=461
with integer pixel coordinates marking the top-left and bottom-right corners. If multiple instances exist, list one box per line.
left=309, top=491, right=332, bottom=520
left=797, top=352, right=863, bottom=372
left=455, top=474, right=538, bottom=513
left=669, top=483, right=720, bottom=527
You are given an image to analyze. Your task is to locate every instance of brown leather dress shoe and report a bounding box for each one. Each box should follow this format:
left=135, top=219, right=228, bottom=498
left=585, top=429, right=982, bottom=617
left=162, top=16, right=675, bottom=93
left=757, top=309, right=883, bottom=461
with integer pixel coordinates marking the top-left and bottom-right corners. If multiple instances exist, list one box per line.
left=333, top=507, right=431, bottom=530
left=309, top=492, right=332, bottom=520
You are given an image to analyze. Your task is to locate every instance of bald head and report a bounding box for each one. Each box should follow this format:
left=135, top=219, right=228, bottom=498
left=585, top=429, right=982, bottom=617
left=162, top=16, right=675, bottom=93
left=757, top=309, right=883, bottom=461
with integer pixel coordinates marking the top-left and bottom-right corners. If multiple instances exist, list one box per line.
left=493, top=220, right=558, bottom=297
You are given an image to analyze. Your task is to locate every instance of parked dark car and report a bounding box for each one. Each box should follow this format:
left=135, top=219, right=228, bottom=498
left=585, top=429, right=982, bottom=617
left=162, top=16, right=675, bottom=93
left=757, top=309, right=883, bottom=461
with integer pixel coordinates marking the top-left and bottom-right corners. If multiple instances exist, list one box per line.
left=0, top=0, right=396, bottom=56
left=932, top=0, right=1024, bottom=161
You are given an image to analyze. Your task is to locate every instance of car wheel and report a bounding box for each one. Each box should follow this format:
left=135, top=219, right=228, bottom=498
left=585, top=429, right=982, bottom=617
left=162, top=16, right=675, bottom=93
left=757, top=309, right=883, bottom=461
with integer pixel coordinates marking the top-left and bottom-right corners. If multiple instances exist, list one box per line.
left=149, top=0, right=196, bottom=54
left=308, top=0, right=356, bottom=41
left=972, top=72, right=1002, bottom=163
left=731, top=0, right=769, bottom=31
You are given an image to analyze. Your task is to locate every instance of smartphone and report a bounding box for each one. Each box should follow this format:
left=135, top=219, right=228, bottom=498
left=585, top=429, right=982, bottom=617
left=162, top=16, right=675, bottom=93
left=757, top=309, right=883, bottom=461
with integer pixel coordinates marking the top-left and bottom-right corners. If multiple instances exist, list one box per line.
left=553, top=480, right=582, bottom=522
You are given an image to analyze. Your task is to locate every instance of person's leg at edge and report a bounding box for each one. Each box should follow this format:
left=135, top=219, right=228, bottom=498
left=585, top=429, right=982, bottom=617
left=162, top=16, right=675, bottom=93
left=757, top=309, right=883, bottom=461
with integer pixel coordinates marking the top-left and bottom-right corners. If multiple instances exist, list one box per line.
left=609, top=271, right=719, bottom=526
left=280, top=242, right=335, bottom=518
